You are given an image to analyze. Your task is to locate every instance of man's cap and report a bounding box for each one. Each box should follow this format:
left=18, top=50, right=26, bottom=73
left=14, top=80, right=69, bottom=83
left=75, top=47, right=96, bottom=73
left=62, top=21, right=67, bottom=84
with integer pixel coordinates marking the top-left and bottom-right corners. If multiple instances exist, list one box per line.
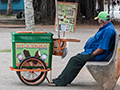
left=94, top=11, right=110, bottom=20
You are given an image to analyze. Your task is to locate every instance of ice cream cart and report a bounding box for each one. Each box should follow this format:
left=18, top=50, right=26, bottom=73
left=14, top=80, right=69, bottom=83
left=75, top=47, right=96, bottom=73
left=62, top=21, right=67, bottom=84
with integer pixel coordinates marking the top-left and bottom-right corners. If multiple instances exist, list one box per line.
left=9, top=0, right=80, bottom=86
left=9, top=31, right=80, bottom=86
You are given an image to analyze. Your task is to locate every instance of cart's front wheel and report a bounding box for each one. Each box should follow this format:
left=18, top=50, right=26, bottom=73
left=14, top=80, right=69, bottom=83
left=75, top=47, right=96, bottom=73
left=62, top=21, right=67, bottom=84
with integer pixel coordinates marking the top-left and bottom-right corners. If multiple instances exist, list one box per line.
left=16, top=57, right=47, bottom=86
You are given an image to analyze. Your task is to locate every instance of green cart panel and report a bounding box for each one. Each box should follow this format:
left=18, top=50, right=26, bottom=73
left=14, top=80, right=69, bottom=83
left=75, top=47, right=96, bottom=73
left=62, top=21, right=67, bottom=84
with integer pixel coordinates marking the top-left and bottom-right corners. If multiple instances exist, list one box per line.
left=11, top=32, right=53, bottom=69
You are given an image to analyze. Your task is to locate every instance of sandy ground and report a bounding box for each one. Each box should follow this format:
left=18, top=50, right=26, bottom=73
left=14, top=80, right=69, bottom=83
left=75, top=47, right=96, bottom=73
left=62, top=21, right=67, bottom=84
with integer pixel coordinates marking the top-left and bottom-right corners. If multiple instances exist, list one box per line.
left=0, top=25, right=120, bottom=90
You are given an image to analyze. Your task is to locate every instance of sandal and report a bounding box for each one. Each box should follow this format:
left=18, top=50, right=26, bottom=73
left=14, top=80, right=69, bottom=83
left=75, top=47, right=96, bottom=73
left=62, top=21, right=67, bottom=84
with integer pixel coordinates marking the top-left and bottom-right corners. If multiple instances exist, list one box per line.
left=48, top=82, right=56, bottom=86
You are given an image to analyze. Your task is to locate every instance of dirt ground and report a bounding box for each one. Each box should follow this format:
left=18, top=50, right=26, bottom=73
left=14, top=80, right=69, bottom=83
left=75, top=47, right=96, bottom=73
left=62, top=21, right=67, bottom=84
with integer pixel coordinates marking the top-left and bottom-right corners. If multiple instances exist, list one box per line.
left=0, top=25, right=120, bottom=90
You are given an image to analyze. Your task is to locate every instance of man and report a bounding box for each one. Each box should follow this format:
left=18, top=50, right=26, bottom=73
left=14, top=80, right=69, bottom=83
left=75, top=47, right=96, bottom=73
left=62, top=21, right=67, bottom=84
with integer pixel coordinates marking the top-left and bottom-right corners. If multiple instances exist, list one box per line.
left=117, top=0, right=120, bottom=5
left=113, top=0, right=116, bottom=5
left=49, top=11, right=116, bottom=86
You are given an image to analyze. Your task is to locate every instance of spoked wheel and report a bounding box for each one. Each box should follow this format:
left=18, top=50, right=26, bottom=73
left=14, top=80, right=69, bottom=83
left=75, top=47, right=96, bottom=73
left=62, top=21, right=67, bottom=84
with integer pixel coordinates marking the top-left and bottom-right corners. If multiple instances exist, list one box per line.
left=16, top=57, right=47, bottom=86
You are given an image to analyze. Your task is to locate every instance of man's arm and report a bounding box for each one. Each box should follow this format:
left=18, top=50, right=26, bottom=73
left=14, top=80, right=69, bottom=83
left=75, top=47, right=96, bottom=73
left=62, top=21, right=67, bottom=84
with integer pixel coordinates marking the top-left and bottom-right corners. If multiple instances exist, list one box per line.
left=92, top=49, right=104, bottom=57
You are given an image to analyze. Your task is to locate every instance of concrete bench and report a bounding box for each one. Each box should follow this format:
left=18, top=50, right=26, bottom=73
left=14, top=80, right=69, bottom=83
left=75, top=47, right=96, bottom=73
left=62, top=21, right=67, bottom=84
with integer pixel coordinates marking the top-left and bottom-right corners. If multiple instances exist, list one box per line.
left=86, top=30, right=120, bottom=90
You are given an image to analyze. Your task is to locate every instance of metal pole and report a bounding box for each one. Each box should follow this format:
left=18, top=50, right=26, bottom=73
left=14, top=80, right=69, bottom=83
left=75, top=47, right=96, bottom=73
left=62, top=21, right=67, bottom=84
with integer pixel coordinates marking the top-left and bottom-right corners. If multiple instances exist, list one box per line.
left=55, top=0, right=60, bottom=39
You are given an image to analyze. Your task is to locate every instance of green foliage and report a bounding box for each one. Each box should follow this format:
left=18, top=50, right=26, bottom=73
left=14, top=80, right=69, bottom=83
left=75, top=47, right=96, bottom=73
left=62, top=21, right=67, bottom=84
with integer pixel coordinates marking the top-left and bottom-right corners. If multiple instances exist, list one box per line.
left=0, top=49, right=11, bottom=52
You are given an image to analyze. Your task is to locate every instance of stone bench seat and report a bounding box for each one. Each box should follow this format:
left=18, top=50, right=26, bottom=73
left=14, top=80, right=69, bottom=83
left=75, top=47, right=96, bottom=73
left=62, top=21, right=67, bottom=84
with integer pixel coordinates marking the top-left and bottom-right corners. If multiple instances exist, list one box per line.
left=86, top=30, right=120, bottom=90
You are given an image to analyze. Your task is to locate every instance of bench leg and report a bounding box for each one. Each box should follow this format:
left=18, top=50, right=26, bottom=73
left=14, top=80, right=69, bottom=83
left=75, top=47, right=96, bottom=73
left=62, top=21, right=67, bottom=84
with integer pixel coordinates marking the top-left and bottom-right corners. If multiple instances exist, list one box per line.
left=86, top=65, right=118, bottom=90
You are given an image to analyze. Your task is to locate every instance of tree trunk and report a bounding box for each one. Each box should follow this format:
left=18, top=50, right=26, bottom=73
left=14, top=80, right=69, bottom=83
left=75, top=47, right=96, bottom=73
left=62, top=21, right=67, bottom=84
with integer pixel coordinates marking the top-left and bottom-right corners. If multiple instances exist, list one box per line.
left=6, top=0, right=13, bottom=15
left=108, top=0, right=110, bottom=13
left=50, top=0, right=54, bottom=21
left=98, top=0, right=104, bottom=11
left=83, top=0, right=96, bottom=20
left=33, top=0, right=97, bottom=23
left=76, top=0, right=81, bottom=20
left=24, top=0, right=35, bottom=31
left=40, top=0, right=47, bottom=19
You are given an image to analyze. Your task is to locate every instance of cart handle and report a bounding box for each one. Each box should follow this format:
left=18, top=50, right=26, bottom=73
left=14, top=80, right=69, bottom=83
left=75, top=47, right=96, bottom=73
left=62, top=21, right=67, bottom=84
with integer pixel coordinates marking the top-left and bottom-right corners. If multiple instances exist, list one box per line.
left=53, top=38, right=80, bottom=51
left=53, top=39, right=67, bottom=51
left=53, top=38, right=80, bottom=42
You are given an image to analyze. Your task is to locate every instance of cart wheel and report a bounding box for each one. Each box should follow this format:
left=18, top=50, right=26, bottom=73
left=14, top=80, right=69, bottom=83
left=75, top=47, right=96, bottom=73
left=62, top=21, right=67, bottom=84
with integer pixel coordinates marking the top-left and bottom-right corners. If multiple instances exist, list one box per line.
left=16, top=57, right=47, bottom=86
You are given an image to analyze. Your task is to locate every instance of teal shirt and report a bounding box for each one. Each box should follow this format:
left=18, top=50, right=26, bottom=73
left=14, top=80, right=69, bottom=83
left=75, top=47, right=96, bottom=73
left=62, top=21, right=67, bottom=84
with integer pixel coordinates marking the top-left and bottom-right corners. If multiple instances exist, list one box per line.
left=81, top=22, right=116, bottom=61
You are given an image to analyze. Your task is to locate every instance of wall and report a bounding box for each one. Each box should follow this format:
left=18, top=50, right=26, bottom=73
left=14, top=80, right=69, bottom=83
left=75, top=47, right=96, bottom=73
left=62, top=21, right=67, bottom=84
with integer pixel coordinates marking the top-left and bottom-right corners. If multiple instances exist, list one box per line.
left=0, top=0, right=24, bottom=14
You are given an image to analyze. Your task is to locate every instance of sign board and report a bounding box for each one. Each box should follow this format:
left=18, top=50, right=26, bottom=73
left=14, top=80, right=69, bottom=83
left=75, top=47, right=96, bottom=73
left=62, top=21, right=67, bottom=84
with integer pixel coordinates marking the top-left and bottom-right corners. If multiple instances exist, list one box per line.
left=54, top=1, right=78, bottom=32
left=15, top=43, right=50, bottom=66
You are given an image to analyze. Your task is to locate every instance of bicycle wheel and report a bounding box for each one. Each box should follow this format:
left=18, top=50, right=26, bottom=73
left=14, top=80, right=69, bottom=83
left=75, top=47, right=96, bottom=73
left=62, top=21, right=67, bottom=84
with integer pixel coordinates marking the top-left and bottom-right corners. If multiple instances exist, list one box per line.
left=16, top=57, right=47, bottom=86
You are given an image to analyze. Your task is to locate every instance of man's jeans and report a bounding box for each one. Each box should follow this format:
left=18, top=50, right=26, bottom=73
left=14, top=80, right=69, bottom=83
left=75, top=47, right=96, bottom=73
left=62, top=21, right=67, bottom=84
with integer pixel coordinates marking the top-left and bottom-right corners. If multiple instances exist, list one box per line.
left=53, top=53, right=94, bottom=86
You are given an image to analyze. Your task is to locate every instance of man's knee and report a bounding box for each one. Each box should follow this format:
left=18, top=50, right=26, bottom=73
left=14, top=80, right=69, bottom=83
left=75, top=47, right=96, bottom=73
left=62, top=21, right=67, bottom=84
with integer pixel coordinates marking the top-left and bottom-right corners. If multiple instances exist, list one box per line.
left=69, top=54, right=82, bottom=63
left=69, top=54, right=89, bottom=64
left=70, top=55, right=78, bottom=61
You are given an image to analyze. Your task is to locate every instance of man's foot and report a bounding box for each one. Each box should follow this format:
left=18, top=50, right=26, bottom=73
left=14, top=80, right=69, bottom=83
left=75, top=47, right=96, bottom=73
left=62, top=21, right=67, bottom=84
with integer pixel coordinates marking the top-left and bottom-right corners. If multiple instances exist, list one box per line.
left=48, top=82, right=56, bottom=86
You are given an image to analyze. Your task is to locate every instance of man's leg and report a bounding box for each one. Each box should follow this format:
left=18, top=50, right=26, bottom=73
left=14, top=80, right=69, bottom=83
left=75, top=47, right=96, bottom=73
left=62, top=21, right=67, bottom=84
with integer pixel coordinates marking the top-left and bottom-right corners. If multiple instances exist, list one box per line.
left=53, top=54, right=94, bottom=86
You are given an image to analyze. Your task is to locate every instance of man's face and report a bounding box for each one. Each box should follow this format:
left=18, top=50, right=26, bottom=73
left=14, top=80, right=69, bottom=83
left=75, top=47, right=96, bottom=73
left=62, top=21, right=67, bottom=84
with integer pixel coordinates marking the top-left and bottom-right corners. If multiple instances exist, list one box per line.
left=98, top=19, right=104, bottom=27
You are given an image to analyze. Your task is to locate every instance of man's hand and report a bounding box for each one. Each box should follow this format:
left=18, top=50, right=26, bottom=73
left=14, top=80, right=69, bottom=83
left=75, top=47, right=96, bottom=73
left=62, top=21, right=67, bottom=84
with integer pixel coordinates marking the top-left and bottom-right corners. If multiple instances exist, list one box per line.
left=92, top=49, right=105, bottom=56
